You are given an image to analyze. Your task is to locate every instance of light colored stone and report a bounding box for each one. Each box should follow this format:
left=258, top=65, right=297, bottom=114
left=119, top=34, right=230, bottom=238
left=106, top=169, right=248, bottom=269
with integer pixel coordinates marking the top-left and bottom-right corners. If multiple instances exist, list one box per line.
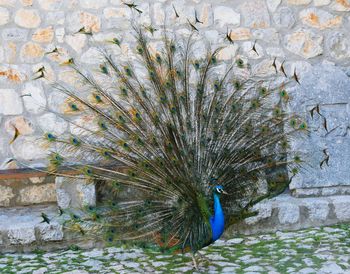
left=213, top=6, right=240, bottom=28
left=228, top=28, right=251, bottom=41
left=278, top=203, right=300, bottom=224
left=320, top=262, right=345, bottom=273
left=330, top=0, right=350, bottom=11
left=32, top=27, right=54, bottom=43
left=29, top=177, right=46, bottom=184
left=5, top=116, right=34, bottom=136
left=240, top=0, right=270, bottom=28
left=7, top=226, right=36, bottom=245
left=245, top=201, right=272, bottom=225
left=303, top=199, right=329, bottom=221
left=65, top=34, right=86, bottom=53
left=10, top=136, right=48, bottom=161
left=0, top=7, right=10, bottom=25
left=0, top=89, right=23, bottom=115
left=284, top=29, right=323, bottom=59
left=241, top=41, right=264, bottom=59
left=80, top=47, right=104, bottom=64
left=0, top=185, right=15, bottom=206
left=314, top=0, right=331, bottom=6
left=153, top=3, right=165, bottom=25
left=252, top=28, right=280, bottom=44
left=331, top=196, right=350, bottom=221
left=2, top=28, right=28, bottom=41
left=287, top=0, right=312, bottom=4
left=266, top=47, right=285, bottom=57
left=55, top=27, right=65, bottom=43
left=77, top=182, right=96, bottom=207
left=37, top=0, right=62, bottom=10
left=267, top=0, right=281, bottom=12
left=217, top=45, right=238, bottom=60
left=36, top=222, right=64, bottom=241
left=0, top=46, right=4, bottom=63
left=273, top=7, right=295, bottom=29
left=20, top=0, right=33, bottom=6
left=21, top=83, right=46, bottom=114
left=0, top=0, right=16, bottom=6
left=80, top=0, right=108, bottom=9
left=253, top=59, right=278, bottom=77
left=68, top=11, right=101, bottom=33
left=19, top=184, right=56, bottom=204
left=14, top=8, right=41, bottom=28
left=327, top=31, right=350, bottom=60
left=291, top=188, right=321, bottom=197
left=300, top=8, right=342, bottom=29
left=46, top=11, right=65, bottom=25
left=20, top=42, right=44, bottom=63
left=37, top=113, right=68, bottom=135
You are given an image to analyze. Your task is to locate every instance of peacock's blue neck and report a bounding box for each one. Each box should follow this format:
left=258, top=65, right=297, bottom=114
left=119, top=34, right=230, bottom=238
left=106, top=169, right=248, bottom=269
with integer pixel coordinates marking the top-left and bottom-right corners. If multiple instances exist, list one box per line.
left=209, top=193, right=225, bottom=242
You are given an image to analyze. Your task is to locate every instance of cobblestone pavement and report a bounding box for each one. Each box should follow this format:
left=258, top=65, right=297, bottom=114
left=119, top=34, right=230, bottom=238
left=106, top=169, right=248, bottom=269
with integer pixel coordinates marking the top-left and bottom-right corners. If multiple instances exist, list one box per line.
left=1, top=224, right=350, bottom=274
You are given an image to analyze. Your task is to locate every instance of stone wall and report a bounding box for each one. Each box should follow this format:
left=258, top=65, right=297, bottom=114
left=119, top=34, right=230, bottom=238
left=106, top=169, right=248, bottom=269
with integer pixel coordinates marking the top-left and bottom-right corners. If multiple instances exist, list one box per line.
left=0, top=0, right=350, bottom=193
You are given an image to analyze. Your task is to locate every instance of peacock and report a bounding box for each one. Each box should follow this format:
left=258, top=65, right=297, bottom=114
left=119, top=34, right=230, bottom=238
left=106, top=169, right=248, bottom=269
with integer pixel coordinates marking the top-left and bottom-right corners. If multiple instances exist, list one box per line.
left=41, top=25, right=307, bottom=267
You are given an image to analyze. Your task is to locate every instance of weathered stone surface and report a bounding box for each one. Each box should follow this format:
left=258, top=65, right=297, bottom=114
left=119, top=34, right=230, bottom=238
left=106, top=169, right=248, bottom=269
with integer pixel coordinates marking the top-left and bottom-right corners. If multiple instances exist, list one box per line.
left=267, top=0, right=281, bottom=12
left=217, top=45, right=238, bottom=61
left=19, top=184, right=56, bottom=205
left=240, top=0, right=270, bottom=28
left=21, top=83, right=46, bottom=114
left=4, top=116, right=34, bottom=136
left=80, top=0, right=108, bottom=9
left=46, top=11, right=65, bottom=25
left=153, top=3, right=165, bottom=25
left=266, top=47, right=285, bottom=57
left=326, top=31, right=350, bottom=60
left=245, top=201, right=272, bottom=225
left=253, top=59, right=278, bottom=77
left=37, top=0, right=62, bottom=10
left=0, top=66, right=25, bottom=83
left=80, top=47, right=104, bottom=64
left=0, top=7, right=10, bottom=25
left=284, top=29, right=323, bottom=59
left=314, top=0, right=331, bottom=6
left=20, top=0, right=32, bottom=6
left=77, top=182, right=96, bottom=207
left=36, top=222, right=64, bottom=241
left=331, top=196, right=350, bottom=221
left=65, top=34, right=86, bottom=53
left=2, top=28, right=28, bottom=41
left=303, top=199, right=329, bottom=221
left=37, top=113, right=68, bottom=135
left=20, top=42, right=44, bottom=63
left=0, top=89, right=23, bottom=115
left=14, top=9, right=41, bottom=28
left=67, top=11, right=101, bottom=33
left=32, top=27, right=54, bottom=43
left=300, top=8, right=342, bottom=29
left=252, top=28, right=280, bottom=44
left=241, top=41, right=264, bottom=59
left=0, top=185, right=15, bottom=206
left=7, top=226, right=36, bottom=245
left=289, top=63, right=350, bottom=189
left=273, top=7, right=296, bottom=29
left=10, top=136, right=47, bottom=161
left=330, top=0, right=350, bottom=11
left=213, top=6, right=240, bottom=28
left=288, top=0, right=312, bottom=4
left=228, top=28, right=251, bottom=41
left=278, top=203, right=300, bottom=224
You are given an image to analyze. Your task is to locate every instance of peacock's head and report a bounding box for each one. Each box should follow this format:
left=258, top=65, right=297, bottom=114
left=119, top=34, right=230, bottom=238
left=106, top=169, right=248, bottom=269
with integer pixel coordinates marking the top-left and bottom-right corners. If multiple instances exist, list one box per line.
left=213, top=185, right=228, bottom=196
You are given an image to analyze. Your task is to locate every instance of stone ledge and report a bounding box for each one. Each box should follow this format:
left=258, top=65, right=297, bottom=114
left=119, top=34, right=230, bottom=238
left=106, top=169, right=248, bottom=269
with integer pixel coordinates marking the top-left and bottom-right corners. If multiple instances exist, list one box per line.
left=227, top=194, right=350, bottom=236
left=291, top=185, right=350, bottom=197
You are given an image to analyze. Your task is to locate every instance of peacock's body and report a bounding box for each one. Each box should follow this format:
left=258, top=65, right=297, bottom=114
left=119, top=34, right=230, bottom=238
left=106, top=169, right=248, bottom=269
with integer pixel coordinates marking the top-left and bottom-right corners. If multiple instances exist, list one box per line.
left=43, top=25, right=306, bottom=260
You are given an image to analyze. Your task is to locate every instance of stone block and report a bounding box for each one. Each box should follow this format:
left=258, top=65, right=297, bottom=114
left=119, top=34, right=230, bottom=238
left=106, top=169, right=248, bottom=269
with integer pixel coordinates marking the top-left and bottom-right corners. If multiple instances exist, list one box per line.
left=273, top=7, right=296, bottom=29
left=7, top=226, right=36, bottom=245
left=37, top=113, right=68, bottom=135
left=1, top=28, right=28, bottom=41
left=0, top=185, right=15, bottom=207
left=4, top=116, right=34, bottom=136
left=14, top=8, right=41, bottom=28
left=278, top=203, right=300, bottom=224
left=0, top=89, right=23, bottom=115
left=213, top=6, right=240, bottom=28
left=245, top=201, right=272, bottom=225
left=299, top=8, right=342, bottom=30
left=289, top=63, right=350, bottom=189
left=327, top=31, right=350, bottom=60
left=0, top=7, right=10, bottom=26
left=302, top=198, right=329, bottom=221
left=228, top=28, right=252, bottom=41
left=240, top=0, right=270, bottom=28
left=36, top=222, right=64, bottom=242
left=330, top=0, right=350, bottom=11
left=10, top=136, right=48, bottom=161
left=267, top=0, right=281, bottom=12
left=20, top=42, right=44, bottom=63
left=18, top=184, right=56, bottom=205
left=32, top=27, right=54, bottom=43
left=331, top=196, right=350, bottom=221
left=56, top=177, right=96, bottom=209
left=20, top=82, right=46, bottom=114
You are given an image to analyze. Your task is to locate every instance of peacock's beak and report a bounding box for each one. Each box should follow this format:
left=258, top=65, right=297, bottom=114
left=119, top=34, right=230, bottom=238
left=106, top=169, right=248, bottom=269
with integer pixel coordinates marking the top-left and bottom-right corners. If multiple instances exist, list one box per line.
left=222, top=190, right=228, bottom=195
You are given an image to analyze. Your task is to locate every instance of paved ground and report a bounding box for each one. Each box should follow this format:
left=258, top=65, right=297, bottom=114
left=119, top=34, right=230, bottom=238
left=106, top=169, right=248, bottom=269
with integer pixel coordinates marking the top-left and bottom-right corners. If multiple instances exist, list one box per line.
left=0, top=224, right=349, bottom=274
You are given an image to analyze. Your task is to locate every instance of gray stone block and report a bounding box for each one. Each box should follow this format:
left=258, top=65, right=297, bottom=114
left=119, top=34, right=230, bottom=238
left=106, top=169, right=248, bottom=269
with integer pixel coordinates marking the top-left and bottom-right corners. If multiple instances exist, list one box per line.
left=278, top=203, right=300, bottom=225
left=36, top=222, right=64, bottom=242
left=330, top=196, right=350, bottom=221
left=289, top=63, right=350, bottom=190
left=7, top=225, right=36, bottom=245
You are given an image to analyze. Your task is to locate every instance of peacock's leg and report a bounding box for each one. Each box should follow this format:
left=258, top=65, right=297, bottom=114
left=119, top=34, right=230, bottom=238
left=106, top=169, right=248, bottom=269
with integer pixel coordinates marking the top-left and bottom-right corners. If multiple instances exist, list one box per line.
left=191, top=253, right=198, bottom=270
left=197, top=251, right=210, bottom=263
